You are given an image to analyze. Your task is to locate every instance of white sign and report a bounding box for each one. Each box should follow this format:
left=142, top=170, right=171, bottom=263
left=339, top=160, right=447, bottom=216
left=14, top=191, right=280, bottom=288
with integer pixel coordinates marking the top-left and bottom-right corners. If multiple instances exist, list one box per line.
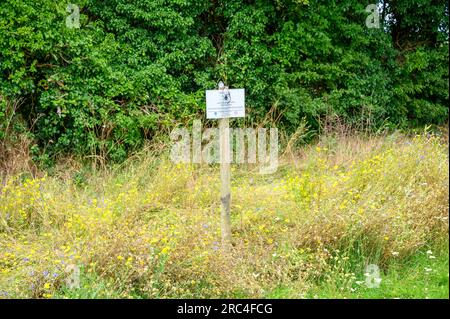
left=206, top=89, right=245, bottom=119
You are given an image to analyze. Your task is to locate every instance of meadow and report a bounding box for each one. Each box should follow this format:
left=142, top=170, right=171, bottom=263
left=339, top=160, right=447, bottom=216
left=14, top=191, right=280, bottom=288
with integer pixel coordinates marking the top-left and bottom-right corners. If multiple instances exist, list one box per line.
left=0, top=128, right=448, bottom=299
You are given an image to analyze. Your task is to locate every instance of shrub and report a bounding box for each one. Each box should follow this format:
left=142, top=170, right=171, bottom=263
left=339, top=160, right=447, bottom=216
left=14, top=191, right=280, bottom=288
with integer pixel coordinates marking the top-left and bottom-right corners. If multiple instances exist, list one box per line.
left=0, top=0, right=448, bottom=162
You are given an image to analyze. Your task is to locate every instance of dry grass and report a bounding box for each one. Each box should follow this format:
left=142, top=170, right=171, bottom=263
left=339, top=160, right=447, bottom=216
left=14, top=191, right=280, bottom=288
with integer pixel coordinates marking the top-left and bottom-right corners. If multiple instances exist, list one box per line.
left=0, top=98, right=37, bottom=181
left=0, top=129, right=448, bottom=298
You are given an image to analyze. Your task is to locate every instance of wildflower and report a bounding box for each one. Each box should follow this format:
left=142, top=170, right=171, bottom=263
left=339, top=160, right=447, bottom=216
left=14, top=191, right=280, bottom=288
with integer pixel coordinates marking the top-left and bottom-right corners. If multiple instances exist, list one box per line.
left=117, top=255, right=124, bottom=261
left=43, top=283, right=51, bottom=289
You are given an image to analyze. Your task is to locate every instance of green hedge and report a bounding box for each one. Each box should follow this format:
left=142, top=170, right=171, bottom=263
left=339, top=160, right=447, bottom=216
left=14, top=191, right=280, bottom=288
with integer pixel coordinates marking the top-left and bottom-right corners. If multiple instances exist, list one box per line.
left=0, top=0, right=448, bottom=161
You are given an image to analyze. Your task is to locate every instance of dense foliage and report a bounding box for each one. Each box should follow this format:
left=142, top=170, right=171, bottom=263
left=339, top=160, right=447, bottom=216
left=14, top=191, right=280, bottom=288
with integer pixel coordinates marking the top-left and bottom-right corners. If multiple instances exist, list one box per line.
left=0, top=0, right=448, bottom=161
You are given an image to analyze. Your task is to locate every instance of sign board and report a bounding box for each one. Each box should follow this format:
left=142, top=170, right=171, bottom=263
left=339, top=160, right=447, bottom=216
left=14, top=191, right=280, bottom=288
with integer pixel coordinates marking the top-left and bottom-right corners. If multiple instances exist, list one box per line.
left=206, top=89, right=245, bottom=119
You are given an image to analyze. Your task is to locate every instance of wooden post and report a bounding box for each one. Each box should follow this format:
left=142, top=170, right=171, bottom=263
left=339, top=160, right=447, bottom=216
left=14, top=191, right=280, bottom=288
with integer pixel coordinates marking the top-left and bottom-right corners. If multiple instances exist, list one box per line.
left=219, top=105, right=232, bottom=246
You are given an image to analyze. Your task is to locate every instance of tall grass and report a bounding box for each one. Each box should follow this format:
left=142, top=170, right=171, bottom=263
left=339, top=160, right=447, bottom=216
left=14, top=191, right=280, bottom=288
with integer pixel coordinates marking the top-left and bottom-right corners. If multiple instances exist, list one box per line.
left=0, top=97, right=37, bottom=180
left=0, top=129, right=448, bottom=298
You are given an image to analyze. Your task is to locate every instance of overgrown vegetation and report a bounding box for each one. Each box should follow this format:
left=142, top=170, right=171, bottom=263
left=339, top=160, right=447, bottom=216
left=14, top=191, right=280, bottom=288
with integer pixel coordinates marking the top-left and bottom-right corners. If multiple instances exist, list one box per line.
left=0, top=0, right=448, bottom=300
left=1, top=0, right=448, bottom=162
left=0, top=130, right=448, bottom=298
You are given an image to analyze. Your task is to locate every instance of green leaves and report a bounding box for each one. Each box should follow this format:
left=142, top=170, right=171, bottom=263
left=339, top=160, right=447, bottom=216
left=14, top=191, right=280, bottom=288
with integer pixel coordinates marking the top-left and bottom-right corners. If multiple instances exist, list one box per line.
left=0, top=0, right=448, bottom=163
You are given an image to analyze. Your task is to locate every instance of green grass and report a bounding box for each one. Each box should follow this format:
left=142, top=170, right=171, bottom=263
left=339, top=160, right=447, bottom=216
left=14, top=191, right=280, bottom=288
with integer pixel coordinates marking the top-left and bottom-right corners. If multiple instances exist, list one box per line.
left=54, top=270, right=123, bottom=299
left=53, top=244, right=449, bottom=299
left=300, top=245, right=449, bottom=299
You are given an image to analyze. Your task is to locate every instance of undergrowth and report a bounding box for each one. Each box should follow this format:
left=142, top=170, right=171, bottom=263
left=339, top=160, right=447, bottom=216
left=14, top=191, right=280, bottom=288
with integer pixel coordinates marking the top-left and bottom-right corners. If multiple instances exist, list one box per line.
left=0, top=131, right=448, bottom=299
